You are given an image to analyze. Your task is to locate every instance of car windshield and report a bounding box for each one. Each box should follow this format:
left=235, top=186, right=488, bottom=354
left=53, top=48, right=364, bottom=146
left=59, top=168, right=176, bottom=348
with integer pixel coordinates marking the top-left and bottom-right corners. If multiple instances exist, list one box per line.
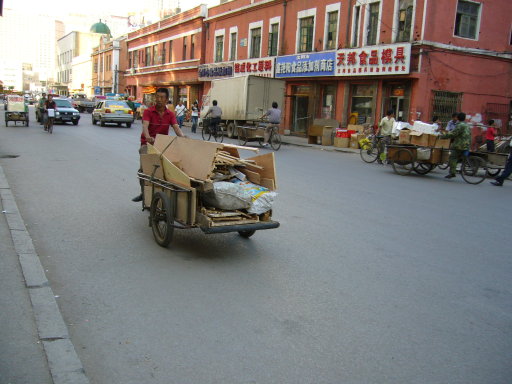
left=106, top=100, right=129, bottom=108
left=55, top=99, right=72, bottom=108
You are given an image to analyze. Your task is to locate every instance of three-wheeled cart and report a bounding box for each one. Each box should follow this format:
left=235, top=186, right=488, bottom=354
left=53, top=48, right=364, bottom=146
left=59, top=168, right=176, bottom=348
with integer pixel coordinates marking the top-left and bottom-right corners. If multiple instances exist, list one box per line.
left=237, top=121, right=282, bottom=150
left=471, top=151, right=509, bottom=178
left=137, top=135, right=280, bottom=247
left=5, top=95, right=29, bottom=126
left=387, top=144, right=488, bottom=184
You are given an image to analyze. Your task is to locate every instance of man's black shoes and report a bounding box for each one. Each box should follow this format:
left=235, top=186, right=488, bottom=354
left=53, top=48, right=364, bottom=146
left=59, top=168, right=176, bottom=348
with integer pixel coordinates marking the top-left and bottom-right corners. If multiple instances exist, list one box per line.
left=132, top=194, right=143, bottom=202
left=490, top=181, right=503, bottom=187
left=445, top=174, right=456, bottom=179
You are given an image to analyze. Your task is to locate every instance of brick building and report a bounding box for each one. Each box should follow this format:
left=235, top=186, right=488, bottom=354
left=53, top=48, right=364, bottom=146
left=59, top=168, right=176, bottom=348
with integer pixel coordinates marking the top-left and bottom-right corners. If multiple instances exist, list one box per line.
left=124, top=5, right=207, bottom=107
left=202, top=0, right=511, bottom=135
left=91, top=35, right=128, bottom=96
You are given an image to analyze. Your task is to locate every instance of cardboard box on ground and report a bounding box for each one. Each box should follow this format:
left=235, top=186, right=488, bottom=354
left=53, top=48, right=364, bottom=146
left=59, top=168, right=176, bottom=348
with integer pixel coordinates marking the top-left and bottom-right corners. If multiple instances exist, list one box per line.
left=141, top=135, right=277, bottom=227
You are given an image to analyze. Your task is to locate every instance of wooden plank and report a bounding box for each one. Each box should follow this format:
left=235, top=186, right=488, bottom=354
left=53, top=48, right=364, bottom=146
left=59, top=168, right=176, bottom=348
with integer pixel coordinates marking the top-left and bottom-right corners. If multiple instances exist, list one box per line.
left=222, top=143, right=260, bottom=153
left=210, top=219, right=260, bottom=227
left=260, top=178, right=275, bottom=190
left=247, top=152, right=277, bottom=190
left=140, top=154, right=164, bottom=179
left=239, top=169, right=261, bottom=184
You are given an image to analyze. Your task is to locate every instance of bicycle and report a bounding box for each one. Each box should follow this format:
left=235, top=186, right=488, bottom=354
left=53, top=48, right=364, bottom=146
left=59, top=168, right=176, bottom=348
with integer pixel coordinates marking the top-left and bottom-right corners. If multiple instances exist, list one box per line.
left=201, top=117, right=224, bottom=142
left=260, top=124, right=282, bottom=150
left=45, top=109, right=55, bottom=134
left=360, top=135, right=388, bottom=163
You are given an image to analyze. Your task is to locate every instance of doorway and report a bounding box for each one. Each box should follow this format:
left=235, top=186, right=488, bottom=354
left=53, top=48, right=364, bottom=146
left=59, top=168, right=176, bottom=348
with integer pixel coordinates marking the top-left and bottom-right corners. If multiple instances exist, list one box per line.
left=389, top=96, right=405, bottom=120
left=292, top=95, right=309, bottom=135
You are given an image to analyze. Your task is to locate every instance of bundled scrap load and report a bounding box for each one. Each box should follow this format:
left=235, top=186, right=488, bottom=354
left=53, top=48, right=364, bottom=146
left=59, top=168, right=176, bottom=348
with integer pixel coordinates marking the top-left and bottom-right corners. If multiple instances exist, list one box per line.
left=394, top=121, right=451, bottom=148
left=141, top=134, right=277, bottom=228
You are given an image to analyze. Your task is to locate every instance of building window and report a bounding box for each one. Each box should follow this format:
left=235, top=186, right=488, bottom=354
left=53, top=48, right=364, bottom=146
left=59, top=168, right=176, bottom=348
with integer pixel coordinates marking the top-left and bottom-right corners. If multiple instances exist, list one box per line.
left=431, top=90, right=463, bottom=124
left=162, top=43, right=167, bottom=64
left=93, top=59, right=98, bottom=73
left=215, top=35, right=224, bottom=62
left=367, top=2, right=380, bottom=45
left=299, top=17, right=314, bottom=53
left=100, top=59, right=103, bottom=73
left=133, top=51, right=138, bottom=68
left=397, top=0, right=414, bottom=42
left=268, top=23, right=279, bottom=56
left=191, top=34, right=195, bottom=60
left=145, top=47, right=151, bottom=66
left=183, top=36, right=187, bottom=61
left=230, top=32, right=237, bottom=60
left=326, top=11, right=338, bottom=50
left=455, top=1, right=480, bottom=39
left=250, top=27, right=262, bottom=58
left=153, top=45, right=158, bottom=65
left=169, top=41, right=173, bottom=63
left=128, top=52, right=132, bottom=69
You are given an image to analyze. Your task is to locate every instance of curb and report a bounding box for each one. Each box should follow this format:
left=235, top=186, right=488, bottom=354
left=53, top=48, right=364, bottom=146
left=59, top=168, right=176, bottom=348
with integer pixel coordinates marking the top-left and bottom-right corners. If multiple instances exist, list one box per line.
left=281, top=139, right=359, bottom=154
left=0, top=165, right=90, bottom=384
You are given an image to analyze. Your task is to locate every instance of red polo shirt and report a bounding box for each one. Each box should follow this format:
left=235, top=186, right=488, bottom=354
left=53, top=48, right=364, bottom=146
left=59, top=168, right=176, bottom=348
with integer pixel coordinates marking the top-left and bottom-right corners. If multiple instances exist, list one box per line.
left=486, top=126, right=496, bottom=141
left=141, top=106, right=178, bottom=145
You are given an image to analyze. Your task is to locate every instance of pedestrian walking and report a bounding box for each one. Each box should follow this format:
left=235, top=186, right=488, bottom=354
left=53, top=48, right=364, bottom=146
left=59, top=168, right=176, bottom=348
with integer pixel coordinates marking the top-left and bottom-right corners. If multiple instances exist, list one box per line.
left=175, top=100, right=187, bottom=129
left=490, top=138, right=512, bottom=187
left=191, top=101, right=199, bottom=133
left=440, top=112, right=471, bottom=179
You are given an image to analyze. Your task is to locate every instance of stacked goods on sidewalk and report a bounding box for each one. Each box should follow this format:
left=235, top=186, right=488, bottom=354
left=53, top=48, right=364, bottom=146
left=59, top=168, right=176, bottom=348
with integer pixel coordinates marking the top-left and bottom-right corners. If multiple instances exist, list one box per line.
left=141, top=135, right=277, bottom=228
left=334, top=125, right=366, bottom=148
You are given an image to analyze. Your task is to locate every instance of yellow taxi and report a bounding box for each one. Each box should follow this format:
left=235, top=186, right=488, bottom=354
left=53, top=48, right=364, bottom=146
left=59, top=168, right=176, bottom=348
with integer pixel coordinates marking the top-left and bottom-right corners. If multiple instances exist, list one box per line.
left=92, top=100, right=134, bottom=127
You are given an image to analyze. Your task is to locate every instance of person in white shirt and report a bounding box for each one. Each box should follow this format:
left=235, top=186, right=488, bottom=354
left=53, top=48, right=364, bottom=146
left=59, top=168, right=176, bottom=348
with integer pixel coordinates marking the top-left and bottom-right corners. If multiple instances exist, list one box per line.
left=174, top=100, right=187, bottom=129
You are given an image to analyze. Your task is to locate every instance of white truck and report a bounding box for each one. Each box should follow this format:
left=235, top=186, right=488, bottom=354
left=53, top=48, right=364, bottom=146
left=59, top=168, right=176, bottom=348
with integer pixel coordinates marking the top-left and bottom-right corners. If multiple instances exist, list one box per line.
left=200, top=75, right=285, bottom=138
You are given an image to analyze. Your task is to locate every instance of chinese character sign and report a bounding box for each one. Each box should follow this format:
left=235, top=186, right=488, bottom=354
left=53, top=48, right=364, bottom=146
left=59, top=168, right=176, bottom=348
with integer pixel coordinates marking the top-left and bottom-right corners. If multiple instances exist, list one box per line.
left=233, top=58, right=275, bottom=78
left=198, top=63, right=234, bottom=81
left=335, top=43, right=411, bottom=76
left=275, top=52, right=336, bottom=78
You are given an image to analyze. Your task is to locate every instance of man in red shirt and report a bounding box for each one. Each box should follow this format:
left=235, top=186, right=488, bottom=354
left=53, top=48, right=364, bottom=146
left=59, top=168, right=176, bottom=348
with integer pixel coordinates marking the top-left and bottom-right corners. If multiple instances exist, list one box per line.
left=132, top=88, right=186, bottom=202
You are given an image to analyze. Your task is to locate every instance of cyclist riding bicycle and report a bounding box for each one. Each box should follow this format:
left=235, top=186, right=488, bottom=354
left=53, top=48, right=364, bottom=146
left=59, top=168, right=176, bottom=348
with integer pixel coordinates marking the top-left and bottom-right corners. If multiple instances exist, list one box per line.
left=376, top=109, right=395, bottom=164
left=38, top=92, right=47, bottom=126
left=44, top=95, right=57, bottom=132
left=259, top=101, right=281, bottom=148
left=203, top=100, right=222, bottom=135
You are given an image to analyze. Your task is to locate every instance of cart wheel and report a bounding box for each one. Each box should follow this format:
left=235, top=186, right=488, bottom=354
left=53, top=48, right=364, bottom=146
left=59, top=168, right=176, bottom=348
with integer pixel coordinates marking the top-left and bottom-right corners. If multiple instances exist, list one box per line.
left=202, top=126, right=211, bottom=141
left=258, top=138, right=265, bottom=147
left=391, top=149, right=414, bottom=175
left=438, top=163, right=449, bottom=170
left=486, top=167, right=501, bottom=177
left=238, top=230, right=256, bottom=238
left=150, top=191, right=175, bottom=247
left=360, top=143, right=378, bottom=163
left=238, top=130, right=248, bottom=146
left=413, top=162, right=434, bottom=175
left=461, top=155, right=486, bottom=185
left=270, top=132, right=282, bottom=150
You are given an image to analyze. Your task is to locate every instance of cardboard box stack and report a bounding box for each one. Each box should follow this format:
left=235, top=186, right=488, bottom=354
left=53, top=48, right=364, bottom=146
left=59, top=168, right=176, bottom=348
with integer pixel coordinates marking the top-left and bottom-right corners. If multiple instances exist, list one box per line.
left=396, top=121, right=451, bottom=149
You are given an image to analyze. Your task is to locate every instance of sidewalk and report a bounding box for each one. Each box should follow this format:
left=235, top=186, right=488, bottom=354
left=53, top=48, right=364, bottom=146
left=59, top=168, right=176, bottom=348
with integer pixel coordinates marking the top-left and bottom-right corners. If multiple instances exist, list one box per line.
left=0, top=165, right=89, bottom=384
left=280, top=134, right=360, bottom=154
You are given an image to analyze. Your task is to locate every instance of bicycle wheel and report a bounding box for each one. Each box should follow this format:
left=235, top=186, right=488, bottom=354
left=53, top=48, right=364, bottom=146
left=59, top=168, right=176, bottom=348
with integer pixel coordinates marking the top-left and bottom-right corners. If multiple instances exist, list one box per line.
left=360, top=143, right=378, bottom=163
left=486, top=167, right=501, bottom=177
left=48, top=118, right=54, bottom=134
left=213, top=126, right=224, bottom=143
left=461, top=156, right=486, bottom=184
left=201, top=126, right=211, bottom=141
left=413, top=162, right=434, bottom=175
left=438, top=163, right=449, bottom=170
left=270, top=131, right=282, bottom=150
left=391, top=149, right=414, bottom=175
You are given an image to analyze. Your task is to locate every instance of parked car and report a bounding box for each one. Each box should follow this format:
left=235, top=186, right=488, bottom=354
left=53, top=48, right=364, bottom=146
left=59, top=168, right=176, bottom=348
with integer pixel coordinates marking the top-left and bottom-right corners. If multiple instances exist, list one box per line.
left=92, top=100, right=134, bottom=127
left=53, top=98, right=81, bottom=125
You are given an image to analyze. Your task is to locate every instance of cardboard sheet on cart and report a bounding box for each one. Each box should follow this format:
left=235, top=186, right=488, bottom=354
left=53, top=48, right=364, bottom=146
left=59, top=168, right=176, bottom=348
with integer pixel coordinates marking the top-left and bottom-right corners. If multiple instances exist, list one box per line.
left=240, top=152, right=277, bottom=191
left=152, top=134, right=224, bottom=180
left=141, top=152, right=197, bottom=225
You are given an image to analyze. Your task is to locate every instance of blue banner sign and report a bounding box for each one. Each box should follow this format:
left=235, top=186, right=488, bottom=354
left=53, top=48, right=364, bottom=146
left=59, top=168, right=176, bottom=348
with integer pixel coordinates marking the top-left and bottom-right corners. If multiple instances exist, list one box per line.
left=275, top=52, right=336, bottom=78
left=198, top=63, right=234, bottom=81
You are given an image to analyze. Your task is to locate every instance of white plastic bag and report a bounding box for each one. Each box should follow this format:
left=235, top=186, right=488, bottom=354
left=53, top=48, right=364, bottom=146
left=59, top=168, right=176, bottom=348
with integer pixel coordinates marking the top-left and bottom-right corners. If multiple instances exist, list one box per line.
left=202, top=181, right=251, bottom=210
left=232, top=180, right=277, bottom=214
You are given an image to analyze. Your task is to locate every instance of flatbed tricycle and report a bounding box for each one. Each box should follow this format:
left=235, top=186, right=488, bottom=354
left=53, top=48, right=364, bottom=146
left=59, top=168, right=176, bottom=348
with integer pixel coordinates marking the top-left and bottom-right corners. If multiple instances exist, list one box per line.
left=387, top=144, right=488, bottom=184
left=137, top=135, right=280, bottom=247
left=5, top=95, right=29, bottom=126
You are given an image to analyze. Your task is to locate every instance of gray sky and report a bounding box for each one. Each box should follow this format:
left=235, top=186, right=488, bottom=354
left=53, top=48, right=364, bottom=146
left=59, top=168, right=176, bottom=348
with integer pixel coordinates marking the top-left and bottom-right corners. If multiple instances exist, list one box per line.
left=4, top=0, right=219, bottom=16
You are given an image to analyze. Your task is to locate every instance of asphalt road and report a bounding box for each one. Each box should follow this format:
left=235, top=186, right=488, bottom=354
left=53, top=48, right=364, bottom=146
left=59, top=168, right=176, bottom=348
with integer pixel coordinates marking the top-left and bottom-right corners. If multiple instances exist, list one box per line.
left=1, top=107, right=511, bottom=384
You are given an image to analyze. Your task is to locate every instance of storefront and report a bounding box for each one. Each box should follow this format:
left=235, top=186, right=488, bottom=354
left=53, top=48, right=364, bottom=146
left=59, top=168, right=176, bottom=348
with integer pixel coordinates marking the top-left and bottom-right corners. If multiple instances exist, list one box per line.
left=336, top=43, right=413, bottom=127
left=276, top=52, right=337, bottom=136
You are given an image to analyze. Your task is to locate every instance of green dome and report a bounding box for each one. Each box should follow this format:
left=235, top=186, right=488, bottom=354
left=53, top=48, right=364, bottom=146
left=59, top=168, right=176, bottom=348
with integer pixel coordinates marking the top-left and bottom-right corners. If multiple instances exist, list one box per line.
left=90, top=20, right=111, bottom=35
